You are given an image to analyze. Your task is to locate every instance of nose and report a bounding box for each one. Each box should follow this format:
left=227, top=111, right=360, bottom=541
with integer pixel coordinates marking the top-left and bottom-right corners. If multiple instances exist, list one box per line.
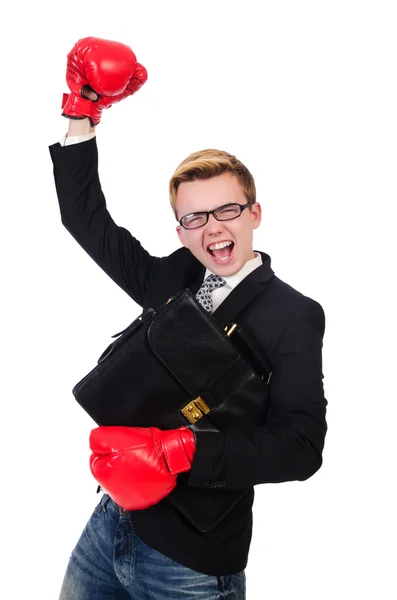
left=205, top=212, right=225, bottom=234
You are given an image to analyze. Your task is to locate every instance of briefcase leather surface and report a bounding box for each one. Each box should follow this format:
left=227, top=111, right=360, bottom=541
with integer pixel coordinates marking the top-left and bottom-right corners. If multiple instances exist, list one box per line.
left=73, top=288, right=270, bottom=531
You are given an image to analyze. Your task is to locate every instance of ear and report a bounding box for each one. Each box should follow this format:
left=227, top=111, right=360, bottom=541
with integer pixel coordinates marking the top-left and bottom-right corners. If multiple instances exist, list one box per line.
left=176, top=225, right=188, bottom=247
left=251, top=202, right=262, bottom=230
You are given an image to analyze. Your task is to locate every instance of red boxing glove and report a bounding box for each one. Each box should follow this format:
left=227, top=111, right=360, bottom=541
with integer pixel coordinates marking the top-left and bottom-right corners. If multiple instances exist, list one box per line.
left=62, top=37, right=148, bottom=125
left=89, top=426, right=196, bottom=510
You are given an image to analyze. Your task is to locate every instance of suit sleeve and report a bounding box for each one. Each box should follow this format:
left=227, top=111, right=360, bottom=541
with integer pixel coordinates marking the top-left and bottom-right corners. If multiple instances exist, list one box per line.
left=187, top=297, right=327, bottom=490
left=48, top=137, right=161, bottom=307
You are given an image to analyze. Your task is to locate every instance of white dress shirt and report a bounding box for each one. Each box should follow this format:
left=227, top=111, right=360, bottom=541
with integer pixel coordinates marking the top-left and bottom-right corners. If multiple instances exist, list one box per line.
left=57, top=131, right=263, bottom=304
left=60, top=132, right=96, bottom=146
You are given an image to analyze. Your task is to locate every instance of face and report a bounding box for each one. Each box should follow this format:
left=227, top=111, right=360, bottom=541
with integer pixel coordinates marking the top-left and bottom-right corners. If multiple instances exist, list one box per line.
left=175, top=172, right=262, bottom=276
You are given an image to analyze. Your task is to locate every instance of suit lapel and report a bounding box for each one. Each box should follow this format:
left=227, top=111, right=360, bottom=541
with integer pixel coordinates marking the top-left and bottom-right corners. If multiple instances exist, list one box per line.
left=212, top=252, right=274, bottom=328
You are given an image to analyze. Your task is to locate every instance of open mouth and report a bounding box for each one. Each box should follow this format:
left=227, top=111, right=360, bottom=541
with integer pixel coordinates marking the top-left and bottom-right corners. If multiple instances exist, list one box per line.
left=207, top=240, right=235, bottom=263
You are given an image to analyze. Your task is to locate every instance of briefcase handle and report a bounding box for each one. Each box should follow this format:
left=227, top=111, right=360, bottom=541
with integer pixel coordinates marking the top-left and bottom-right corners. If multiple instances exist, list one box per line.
left=97, top=308, right=156, bottom=364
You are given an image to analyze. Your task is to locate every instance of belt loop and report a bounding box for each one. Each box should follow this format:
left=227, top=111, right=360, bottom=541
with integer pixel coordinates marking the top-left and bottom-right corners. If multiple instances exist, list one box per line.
left=100, top=493, right=111, bottom=512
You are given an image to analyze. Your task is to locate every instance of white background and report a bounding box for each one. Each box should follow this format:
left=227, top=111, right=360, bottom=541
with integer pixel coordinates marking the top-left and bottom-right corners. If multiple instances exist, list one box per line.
left=1, top=1, right=396, bottom=598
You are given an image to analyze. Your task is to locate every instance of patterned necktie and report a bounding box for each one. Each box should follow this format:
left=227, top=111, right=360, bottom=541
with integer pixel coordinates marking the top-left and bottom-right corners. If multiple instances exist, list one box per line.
left=195, top=274, right=226, bottom=314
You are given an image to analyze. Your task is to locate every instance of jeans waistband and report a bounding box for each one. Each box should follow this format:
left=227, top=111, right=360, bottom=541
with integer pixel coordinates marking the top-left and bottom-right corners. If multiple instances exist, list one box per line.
left=98, top=492, right=130, bottom=517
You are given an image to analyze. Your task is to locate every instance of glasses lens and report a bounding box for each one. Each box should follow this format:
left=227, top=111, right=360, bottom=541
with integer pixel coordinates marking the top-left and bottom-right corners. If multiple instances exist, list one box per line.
left=182, top=213, right=207, bottom=229
left=215, top=204, right=241, bottom=220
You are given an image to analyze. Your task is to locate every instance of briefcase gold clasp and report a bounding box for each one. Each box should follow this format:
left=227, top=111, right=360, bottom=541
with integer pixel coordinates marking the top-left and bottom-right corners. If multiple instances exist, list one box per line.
left=181, top=397, right=210, bottom=424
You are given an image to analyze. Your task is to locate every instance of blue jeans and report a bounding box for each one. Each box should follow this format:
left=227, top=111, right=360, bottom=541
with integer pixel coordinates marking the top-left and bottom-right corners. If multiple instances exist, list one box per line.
left=59, top=494, right=246, bottom=599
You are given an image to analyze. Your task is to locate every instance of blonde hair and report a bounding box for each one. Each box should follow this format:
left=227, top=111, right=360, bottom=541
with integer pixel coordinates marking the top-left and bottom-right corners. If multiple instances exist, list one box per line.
left=169, top=149, right=256, bottom=217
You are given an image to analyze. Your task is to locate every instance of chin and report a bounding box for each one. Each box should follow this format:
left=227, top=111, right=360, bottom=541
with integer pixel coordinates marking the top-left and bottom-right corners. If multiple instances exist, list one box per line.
left=218, top=264, right=241, bottom=276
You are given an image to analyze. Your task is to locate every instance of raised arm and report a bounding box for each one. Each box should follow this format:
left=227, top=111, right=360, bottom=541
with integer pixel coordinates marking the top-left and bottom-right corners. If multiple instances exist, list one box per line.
left=49, top=128, right=160, bottom=308
left=49, top=38, right=157, bottom=307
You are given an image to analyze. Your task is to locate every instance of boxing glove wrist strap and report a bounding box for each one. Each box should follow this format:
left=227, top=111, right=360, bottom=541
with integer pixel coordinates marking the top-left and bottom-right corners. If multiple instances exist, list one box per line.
left=62, top=93, right=102, bottom=126
left=157, top=427, right=196, bottom=476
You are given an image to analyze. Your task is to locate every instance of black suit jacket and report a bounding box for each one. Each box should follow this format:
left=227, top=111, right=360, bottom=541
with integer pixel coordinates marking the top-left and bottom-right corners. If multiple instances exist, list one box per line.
left=49, top=137, right=327, bottom=576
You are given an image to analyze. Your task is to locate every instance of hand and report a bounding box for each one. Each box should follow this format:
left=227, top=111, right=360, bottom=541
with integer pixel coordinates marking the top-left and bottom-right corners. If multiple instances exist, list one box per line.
left=89, top=426, right=196, bottom=510
left=61, top=37, right=148, bottom=125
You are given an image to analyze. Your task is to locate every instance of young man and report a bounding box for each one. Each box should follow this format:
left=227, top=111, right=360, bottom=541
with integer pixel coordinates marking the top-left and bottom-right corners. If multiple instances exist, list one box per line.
left=49, top=37, right=327, bottom=600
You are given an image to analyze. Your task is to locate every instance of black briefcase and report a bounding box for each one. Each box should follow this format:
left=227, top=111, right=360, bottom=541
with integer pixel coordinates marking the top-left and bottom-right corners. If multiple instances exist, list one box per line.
left=72, top=288, right=272, bottom=532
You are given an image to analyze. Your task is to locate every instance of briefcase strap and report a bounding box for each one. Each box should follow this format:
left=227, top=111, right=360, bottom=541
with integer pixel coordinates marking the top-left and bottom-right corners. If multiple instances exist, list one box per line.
left=224, top=323, right=272, bottom=385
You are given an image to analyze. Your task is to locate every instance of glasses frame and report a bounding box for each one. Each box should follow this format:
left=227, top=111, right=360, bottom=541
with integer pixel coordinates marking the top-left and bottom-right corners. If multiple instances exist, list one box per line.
left=178, top=202, right=252, bottom=230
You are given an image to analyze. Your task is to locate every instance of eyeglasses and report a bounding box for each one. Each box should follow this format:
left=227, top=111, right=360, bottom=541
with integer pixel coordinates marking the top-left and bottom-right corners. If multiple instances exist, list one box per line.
left=179, top=202, right=252, bottom=230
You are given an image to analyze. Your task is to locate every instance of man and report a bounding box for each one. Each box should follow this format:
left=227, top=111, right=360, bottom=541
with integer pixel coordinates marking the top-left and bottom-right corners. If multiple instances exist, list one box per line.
left=49, top=37, right=327, bottom=600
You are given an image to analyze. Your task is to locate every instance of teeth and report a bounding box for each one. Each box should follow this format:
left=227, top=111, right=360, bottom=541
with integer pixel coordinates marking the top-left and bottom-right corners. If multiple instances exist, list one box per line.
left=209, top=241, right=233, bottom=251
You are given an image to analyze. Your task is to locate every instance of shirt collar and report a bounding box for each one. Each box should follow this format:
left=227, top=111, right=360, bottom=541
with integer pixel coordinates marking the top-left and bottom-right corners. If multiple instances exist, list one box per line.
left=204, top=252, right=263, bottom=290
